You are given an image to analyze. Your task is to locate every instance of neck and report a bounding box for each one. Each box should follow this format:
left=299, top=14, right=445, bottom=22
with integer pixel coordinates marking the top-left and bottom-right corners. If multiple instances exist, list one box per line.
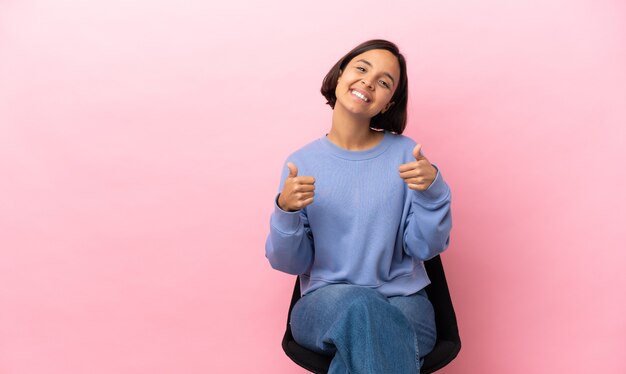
left=328, top=106, right=383, bottom=151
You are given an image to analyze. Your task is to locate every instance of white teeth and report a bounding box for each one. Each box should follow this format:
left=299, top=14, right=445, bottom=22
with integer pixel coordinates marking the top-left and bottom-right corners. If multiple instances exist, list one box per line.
left=352, top=90, right=368, bottom=102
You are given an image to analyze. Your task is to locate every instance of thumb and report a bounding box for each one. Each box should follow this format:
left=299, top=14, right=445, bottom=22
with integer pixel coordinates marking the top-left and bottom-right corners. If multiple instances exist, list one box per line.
left=413, top=144, right=425, bottom=160
left=287, top=162, right=298, bottom=178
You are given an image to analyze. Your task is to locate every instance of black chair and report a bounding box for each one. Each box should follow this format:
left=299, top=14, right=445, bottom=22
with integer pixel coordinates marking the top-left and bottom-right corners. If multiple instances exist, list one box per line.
left=281, top=255, right=461, bottom=373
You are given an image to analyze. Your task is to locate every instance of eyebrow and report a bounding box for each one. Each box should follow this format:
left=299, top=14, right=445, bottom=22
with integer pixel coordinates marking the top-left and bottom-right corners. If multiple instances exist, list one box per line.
left=356, top=59, right=396, bottom=86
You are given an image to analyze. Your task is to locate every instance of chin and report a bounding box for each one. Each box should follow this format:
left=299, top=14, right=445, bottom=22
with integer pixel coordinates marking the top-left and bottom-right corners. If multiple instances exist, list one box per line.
left=339, top=100, right=375, bottom=118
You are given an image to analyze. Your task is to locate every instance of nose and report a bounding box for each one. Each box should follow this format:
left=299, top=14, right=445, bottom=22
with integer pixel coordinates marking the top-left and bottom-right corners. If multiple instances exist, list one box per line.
left=360, top=79, right=373, bottom=90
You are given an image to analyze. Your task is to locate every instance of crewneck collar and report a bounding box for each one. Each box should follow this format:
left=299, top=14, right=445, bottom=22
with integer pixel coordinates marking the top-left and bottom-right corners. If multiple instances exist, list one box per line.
left=320, top=131, right=393, bottom=160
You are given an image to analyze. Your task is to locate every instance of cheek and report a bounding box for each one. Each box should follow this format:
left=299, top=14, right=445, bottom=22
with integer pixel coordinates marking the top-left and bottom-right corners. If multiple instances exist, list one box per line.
left=335, top=80, right=350, bottom=97
left=378, top=91, right=394, bottom=105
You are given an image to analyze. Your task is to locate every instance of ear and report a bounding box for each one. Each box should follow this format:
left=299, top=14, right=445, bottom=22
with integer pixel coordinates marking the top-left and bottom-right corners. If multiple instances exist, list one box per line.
left=381, top=101, right=395, bottom=114
left=337, top=69, right=343, bottom=82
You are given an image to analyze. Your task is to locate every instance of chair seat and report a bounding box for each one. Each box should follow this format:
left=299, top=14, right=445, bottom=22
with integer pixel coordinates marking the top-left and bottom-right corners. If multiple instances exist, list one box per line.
left=284, top=340, right=331, bottom=373
left=421, top=340, right=461, bottom=373
left=283, top=336, right=460, bottom=374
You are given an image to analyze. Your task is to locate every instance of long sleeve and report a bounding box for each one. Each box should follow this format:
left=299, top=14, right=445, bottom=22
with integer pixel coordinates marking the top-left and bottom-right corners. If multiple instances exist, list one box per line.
left=265, top=159, right=315, bottom=275
left=403, top=167, right=452, bottom=261
left=265, top=195, right=315, bottom=274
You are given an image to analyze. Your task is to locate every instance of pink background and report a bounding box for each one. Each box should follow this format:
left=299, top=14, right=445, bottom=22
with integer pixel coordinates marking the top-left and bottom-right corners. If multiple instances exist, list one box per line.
left=1, top=0, right=625, bottom=373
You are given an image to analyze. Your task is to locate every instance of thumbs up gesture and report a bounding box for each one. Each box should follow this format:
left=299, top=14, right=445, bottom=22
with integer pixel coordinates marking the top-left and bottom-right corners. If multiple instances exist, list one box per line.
left=399, top=144, right=438, bottom=191
left=278, top=162, right=316, bottom=212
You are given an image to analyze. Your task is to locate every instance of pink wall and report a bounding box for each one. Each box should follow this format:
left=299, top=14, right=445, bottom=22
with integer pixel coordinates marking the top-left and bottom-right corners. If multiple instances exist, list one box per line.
left=1, top=0, right=624, bottom=373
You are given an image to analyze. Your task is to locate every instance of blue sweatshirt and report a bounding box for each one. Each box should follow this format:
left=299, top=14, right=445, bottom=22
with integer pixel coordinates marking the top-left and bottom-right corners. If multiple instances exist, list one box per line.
left=265, top=131, right=452, bottom=297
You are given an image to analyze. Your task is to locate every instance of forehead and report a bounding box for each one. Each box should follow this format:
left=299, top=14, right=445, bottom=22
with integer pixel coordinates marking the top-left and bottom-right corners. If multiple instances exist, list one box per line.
left=349, top=49, right=401, bottom=79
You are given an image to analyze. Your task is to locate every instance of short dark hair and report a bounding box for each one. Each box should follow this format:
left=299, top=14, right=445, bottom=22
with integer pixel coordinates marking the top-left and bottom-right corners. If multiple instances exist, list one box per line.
left=321, top=39, right=409, bottom=134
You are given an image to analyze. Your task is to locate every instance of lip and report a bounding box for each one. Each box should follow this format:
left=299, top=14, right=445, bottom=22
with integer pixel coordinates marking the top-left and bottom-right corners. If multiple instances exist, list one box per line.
left=349, top=87, right=372, bottom=103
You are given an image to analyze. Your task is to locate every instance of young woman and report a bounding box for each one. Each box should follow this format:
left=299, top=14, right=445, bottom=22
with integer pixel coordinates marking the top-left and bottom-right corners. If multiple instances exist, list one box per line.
left=265, top=39, right=452, bottom=373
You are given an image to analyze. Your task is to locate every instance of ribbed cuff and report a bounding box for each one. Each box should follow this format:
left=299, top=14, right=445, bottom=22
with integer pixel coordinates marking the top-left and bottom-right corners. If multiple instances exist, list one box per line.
left=271, top=193, right=302, bottom=234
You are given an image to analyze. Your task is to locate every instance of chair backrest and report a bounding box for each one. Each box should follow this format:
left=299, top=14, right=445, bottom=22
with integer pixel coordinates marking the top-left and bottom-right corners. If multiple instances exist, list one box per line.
left=282, top=255, right=461, bottom=374
left=421, top=255, right=462, bottom=373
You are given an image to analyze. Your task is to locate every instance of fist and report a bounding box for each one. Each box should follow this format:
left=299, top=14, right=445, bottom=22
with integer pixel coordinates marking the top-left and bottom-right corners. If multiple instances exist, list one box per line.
left=278, top=162, right=316, bottom=212
left=399, top=144, right=437, bottom=191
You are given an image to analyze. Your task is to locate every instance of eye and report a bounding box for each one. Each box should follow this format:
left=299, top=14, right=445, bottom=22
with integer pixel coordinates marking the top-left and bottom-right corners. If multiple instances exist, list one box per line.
left=379, top=80, right=390, bottom=88
left=356, top=66, right=366, bottom=72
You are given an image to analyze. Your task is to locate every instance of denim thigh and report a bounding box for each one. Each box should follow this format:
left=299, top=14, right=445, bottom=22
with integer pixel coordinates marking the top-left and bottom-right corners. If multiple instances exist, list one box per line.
left=290, top=284, right=436, bottom=357
left=387, top=289, right=437, bottom=357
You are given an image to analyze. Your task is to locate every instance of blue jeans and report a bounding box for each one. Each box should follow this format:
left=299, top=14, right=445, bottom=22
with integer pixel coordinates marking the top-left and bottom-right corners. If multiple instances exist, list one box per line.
left=290, top=284, right=436, bottom=373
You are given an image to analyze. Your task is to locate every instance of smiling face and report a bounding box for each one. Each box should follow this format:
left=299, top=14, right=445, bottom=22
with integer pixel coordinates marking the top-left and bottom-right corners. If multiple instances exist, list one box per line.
left=334, top=49, right=401, bottom=120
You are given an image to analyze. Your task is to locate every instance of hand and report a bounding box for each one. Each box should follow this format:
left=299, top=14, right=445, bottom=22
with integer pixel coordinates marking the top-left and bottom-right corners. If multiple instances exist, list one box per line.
left=278, top=162, right=316, bottom=212
left=399, top=144, right=437, bottom=191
